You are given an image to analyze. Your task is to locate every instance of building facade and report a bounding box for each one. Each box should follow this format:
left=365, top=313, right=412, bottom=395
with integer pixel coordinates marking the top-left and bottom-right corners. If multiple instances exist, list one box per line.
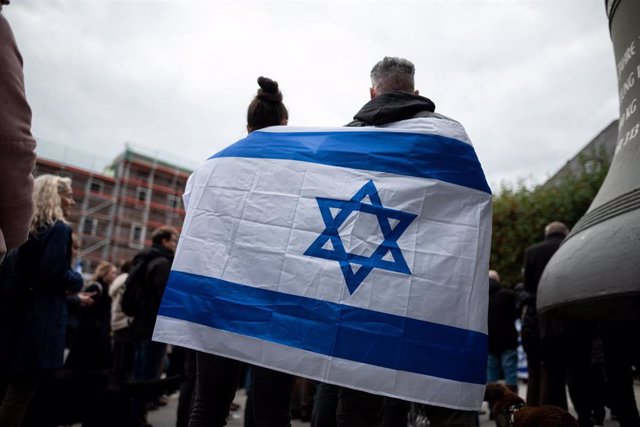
left=545, top=120, right=618, bottom=186
left=35, top=148, right=190, bottom=273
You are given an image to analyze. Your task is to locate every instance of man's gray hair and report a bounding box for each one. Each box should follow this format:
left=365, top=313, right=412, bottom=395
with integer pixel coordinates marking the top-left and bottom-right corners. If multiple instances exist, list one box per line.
left=545, top=221, right=569, bottom=237
left=370, top=56, right=415, bottom=94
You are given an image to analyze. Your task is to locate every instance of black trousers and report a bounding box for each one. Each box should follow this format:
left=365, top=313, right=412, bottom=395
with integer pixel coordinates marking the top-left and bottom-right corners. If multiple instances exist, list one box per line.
left=336, top=387, right=475, bottom=427
left=524, top=350, right=542, bottom=407
left=0, top=371, right=41, bottom=427
left=189, top=351, right=295, bottom=427
left=112, top=327, right=135, bottom=377
left=177, top=348, right=197, bottom=427
left=602, top=322, right=640, bottom=427
left=540, top=333, right=594, bottom=427
left=311, top=382, right=339, bottom=427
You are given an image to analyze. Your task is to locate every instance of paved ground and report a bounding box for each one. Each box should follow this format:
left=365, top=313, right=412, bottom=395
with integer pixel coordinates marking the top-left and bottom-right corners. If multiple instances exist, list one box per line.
left=147, top=381, right=637, bottom=427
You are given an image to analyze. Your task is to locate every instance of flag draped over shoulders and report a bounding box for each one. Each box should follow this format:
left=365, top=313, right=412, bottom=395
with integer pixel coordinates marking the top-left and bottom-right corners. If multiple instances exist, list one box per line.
left=153, top=122, right=492, bottom=410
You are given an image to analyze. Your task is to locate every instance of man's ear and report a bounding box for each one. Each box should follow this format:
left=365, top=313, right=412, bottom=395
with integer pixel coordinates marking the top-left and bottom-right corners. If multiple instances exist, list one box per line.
left=414, top=89, right=420, bottom=96
left=369, top=87, right=376, bottom=99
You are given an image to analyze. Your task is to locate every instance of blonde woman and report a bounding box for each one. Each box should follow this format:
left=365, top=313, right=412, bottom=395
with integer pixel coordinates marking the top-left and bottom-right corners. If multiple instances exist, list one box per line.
left=0, top=174, right=84, bottom=427
left=66, top=261, right=117, bottom=371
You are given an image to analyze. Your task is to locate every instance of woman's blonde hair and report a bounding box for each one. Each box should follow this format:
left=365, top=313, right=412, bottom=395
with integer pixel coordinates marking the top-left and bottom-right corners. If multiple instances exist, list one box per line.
left=30, top=174, right=72, bottom=233
left=92, top=261, right=115, bottom=282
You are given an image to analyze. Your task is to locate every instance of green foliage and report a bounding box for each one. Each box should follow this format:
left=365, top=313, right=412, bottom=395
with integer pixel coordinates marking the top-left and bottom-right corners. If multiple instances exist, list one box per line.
left=490, top=151, right=610, bottom=286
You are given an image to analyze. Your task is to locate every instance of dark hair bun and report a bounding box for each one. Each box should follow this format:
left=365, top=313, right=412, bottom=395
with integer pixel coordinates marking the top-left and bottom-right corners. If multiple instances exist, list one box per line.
left=257, top=76, right=282, bottom=103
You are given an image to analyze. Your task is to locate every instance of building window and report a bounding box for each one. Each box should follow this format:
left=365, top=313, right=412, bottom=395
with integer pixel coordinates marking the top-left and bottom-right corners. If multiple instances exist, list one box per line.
left=167, top=194, right=180, bottom=209
left=130, top=223, right=144, bottom=247
left=89, top=180, right=103, bottom=194
left=83, top=217, right=98, bottom=236
left=135, top=170, right=149, bottom=180
left=136, top=187, right=149, bottom=202
left=583, top=159, right=602, bottom=175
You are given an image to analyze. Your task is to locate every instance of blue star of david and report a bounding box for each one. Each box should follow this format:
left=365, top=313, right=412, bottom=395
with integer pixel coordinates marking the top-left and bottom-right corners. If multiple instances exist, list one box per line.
left=304, top=180, right=417, bottom=294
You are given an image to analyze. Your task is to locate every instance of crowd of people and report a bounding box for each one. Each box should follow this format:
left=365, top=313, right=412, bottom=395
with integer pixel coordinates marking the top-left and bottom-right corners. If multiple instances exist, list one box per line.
left=5, top=198, right=640, bottom=427
left=0, top=169, right=182, bottom=426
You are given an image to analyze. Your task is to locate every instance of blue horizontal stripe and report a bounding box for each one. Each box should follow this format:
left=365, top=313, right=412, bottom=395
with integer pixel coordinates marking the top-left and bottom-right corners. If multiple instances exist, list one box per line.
left=210, top=130, right=491, bottom=194
left=159, top=270, right=488, bottom=384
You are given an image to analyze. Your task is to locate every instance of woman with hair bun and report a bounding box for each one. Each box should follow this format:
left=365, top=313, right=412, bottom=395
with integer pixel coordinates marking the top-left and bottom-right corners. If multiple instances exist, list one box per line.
left=188, top=77, right=295, bottom=427
left=246, top=76, right=289, bottom=132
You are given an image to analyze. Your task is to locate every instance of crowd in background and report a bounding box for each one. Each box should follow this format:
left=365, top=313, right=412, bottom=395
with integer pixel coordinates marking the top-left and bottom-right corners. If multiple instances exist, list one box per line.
left=4, top=207, right=639, bottom=427
left=486, top=221, right=640, bottom=427
left=0, top=171, right=183, bottom=426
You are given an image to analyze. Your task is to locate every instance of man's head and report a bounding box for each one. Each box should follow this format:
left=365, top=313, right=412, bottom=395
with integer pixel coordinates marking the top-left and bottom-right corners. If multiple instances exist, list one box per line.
left=369, top=56, right=418, bottom=99
left=489, top=270, right=501, bottom=284
left=152, top=225, right=179, bottom=253
left=544, top=221, right=569, bottom=237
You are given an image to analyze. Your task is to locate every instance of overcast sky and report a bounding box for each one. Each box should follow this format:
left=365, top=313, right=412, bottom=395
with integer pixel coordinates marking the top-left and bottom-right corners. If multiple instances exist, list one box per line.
left=4, top=0, right=620, bottom=189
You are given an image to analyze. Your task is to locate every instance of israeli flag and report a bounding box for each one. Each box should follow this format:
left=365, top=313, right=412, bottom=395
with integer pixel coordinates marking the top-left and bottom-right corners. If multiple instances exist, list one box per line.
left=154, top=121, right=492, bottom=410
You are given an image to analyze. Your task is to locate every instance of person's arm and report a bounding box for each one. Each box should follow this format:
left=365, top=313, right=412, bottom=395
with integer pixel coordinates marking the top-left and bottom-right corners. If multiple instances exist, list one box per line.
left=83, top=282, right=103, bottom=302
left=508, top=290, right=518, bottom=322
left=523, top=249, right=536, bottom=294
left=67, top=291, right=96, bottom=308
left=108, top=274, right=127, bottom=298
left=149, top=258, right=171, bottom=301
left=0, top=14, right=36, bottom=262
left=39, top=222, right=84, bottom=293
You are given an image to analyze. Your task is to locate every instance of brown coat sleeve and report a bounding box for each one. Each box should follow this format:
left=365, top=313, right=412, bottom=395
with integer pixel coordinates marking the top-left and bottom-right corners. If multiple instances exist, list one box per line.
left=0, top=13, right=36, bottom=262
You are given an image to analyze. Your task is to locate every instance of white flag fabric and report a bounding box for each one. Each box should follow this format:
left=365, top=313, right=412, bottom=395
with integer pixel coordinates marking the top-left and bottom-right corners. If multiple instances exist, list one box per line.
left=153, top=122, right=492, bottom=410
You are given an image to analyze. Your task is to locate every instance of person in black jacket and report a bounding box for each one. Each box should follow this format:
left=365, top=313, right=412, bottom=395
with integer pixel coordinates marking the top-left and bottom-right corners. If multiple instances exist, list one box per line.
left=334, top=56, right=478, bottom=427
left=487, top=270, right=518, bottom=393
left=129, top=225, right=178, bottom=427
left=521, top=221, right=568, bottom=407
left=528, top=222, right=596, bottom=427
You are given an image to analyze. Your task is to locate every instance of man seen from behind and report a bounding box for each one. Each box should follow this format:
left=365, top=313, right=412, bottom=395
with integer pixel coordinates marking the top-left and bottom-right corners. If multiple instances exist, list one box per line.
left=335, top=56, right=479, bottom=427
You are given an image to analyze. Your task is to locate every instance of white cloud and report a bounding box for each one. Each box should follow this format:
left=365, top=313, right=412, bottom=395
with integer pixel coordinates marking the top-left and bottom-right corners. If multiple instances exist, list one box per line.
left=4, top=0, right=619, bottom=187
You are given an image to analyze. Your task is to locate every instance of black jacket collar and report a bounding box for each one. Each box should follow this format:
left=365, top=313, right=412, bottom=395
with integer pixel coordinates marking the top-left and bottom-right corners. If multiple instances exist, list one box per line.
left=489, top=279, right=501, bottom=294
left=545, top=232, right=567, bottom=241
left=350, top=91, right=436, bottom=126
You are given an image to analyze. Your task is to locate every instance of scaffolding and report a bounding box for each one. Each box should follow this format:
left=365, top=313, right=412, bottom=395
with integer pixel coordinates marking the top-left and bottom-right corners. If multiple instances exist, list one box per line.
left=34, top=139, right=192, bottom=273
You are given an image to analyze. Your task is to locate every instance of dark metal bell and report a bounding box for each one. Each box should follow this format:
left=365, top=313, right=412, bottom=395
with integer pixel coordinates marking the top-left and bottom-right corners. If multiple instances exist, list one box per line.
left=537, top=0, right=640, bottom=321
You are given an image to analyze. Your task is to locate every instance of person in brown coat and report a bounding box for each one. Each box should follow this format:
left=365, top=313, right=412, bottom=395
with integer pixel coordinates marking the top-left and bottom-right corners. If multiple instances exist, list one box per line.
left=0, top=0, right=37, bottom=263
